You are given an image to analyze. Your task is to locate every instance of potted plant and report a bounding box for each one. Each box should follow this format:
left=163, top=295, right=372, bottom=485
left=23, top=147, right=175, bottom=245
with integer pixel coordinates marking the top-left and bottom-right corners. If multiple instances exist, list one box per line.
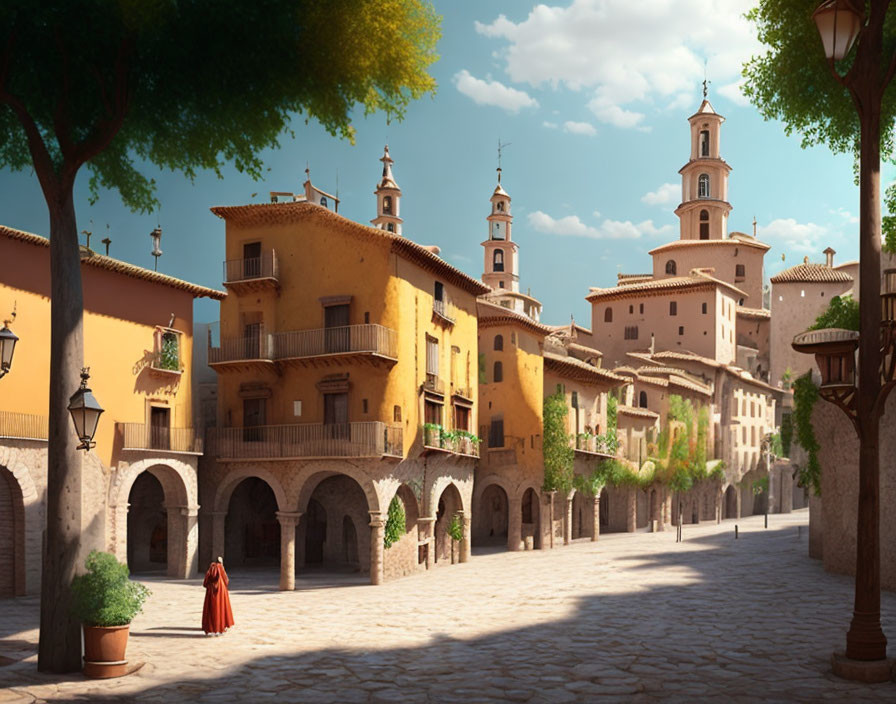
left=71, top=551, right=151, bottom=679
left=423, top=422, right=442, bottom=448
left=446, top=513, right=464, bottom=564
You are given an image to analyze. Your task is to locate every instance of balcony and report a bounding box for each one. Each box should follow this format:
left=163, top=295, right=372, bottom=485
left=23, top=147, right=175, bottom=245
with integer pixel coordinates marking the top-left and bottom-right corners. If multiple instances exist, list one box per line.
left=211, top=422, right=402, bottom=460
left=273, top=324, right=397, bottom=368
left=0, top=411, right=48, bottom=442
left=423, top=373, right=445, bottom=395
left=432, top=299, right=455, bottom=326
left=223, top=251, right=280, bottom=294
left=208, top=334, right=276, bottom=374
left=117, top=423, right=203, bottom=455
left=572, top=433, right=617, bottom=459
left=422, top=425, right=480, bottom=458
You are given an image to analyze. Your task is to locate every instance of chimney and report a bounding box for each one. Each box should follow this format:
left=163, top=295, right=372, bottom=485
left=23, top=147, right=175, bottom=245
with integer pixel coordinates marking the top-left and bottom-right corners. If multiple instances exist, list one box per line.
left=823, top=246, right=836, bottom=267
left=803, top=256, right=809, bottom=265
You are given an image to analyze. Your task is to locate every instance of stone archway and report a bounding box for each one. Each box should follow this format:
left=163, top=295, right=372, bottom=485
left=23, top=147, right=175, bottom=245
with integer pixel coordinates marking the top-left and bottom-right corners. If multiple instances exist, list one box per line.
left=0, top=465, right=25, bottom=597
left=571, top=490, right=593, bottom=540
left=383, top=484, right=421, bottom=579
left=226, top=477, right=281, bottom=567
left=520, top=487, right=541, bottom=549
left=434, top=483, right=464, bottom=565
left=724, top=485, right=737, bottom=519
left=472, top=483, right=509, bottom=547
left=127, top=472, right=167, bottom=573
left=0, top=449, right=43, bottom=596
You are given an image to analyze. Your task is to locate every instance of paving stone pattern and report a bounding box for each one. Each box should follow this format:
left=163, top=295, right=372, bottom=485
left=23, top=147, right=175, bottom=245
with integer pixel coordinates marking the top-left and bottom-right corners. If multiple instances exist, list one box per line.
left=1, top=510, right=895, bottom=702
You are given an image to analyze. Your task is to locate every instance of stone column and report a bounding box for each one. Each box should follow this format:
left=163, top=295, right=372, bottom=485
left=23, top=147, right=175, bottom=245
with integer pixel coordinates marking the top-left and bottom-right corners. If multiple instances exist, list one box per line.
left=507, top=497, right=522, bottom=551
left=417, top=517, right=435, bottom=569
left=547, top=491, right=556, bottom=549
left=692, top=490, right=700, bottom=524
left=591, top=495, right=600, bottom=542
left=662, top=491, right=672, bottom=528
left=165, top=505, right=200, bottom=579
left=657, top=489, right=666, bottom=532
left=209, top=511, right=227, bottom=564
left=276, top=511, right=301, bottom=591
left=369, top=512, right=385, bottom=585
left=625, top=489, right=636, bottom=533
left=564, top=495, right=573, bottom=545
left=459, top=512, right=472, bottom=563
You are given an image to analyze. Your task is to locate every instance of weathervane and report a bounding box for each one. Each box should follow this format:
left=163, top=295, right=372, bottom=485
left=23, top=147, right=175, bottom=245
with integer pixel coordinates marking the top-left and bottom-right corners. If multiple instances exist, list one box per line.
left=497, top=139, right=511, bottom=182
left=703, top=59, right=711, bottom=99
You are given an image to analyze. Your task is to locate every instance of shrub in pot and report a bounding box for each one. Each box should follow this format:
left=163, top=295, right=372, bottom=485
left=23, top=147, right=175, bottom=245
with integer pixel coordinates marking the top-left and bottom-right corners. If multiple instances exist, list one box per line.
left=71, top=551, right=151, bottom=679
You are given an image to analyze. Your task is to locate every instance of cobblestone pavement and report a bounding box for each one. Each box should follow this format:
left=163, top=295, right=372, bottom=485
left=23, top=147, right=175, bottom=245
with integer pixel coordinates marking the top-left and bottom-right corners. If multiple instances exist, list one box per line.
left=2, top=510, right=895, bottom=702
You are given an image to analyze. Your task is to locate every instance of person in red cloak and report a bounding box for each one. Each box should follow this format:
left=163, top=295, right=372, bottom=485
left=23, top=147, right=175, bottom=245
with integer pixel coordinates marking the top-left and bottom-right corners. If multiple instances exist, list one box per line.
left=202, top=557, right=235, bottom=635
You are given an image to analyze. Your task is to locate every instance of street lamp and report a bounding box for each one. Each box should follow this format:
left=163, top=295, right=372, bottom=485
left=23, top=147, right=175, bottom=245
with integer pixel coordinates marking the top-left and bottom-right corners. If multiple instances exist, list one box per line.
left=150, top=227, right=162, bottom=271
left=808, top=0, right=896, bottom=680
left=67, top=368, right=104, bottom=451
left=0, top=304, right=17, bottom=379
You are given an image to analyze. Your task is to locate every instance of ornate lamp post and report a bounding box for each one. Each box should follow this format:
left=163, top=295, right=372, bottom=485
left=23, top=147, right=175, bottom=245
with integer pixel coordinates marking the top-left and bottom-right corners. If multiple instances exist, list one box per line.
left=0, top=304, right=18, bottom=379
left=805, top=0, right=896, bottom=680
left=67, top=368, right=104, bottom=451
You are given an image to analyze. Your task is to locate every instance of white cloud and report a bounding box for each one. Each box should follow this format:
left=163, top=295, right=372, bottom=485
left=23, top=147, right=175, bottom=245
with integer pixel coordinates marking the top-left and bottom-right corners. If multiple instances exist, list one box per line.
left=543, top=120, right=559, bottom=129
left=453, top=69, right=539, bottom=113
left=641, top=182, right=679, bottom=206
left=760, top=218, right=828, bottom=254
left=563, top=120, right=597, bottom=136
left=474, top=0, right=759, bottom=128
left=528, top=211, right=672, bottom=239
left=829, top=207, right=859, bottom=224
left=718, top=78, right=750, bottom=107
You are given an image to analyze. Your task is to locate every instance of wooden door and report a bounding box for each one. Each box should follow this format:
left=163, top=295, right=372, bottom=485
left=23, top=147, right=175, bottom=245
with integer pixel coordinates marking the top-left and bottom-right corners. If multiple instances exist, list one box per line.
left=150, top=407, right=170, bottom=450
left=324, top=304, right=350, bottom=353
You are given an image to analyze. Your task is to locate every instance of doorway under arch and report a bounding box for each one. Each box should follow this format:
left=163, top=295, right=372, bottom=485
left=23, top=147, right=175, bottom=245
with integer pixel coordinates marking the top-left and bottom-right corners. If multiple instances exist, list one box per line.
left=473, top=483, right=509, bottom=546
left=0, top=466, right=25, bottom=598
left=434, top=483, right=464, bottom=563
left=520, top=487, right=540, bottom=549
left=298, top=473, right=370, bottom=574
left=225, top=477, right=280, bottom=566
left=127, top=472, right=167, bottom=573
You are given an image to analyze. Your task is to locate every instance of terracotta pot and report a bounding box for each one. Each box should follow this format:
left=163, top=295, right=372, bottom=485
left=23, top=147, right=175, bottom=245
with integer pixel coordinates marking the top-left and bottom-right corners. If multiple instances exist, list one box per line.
left=83, top=624, right=130, bottom=679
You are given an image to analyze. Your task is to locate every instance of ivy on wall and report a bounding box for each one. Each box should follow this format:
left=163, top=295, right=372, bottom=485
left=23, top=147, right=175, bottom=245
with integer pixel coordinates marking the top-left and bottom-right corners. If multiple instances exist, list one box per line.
left=543, top=388, right=574, bottom=492
left=792, top=373, right=822, bottom=496
left=383, top=495, right=405, bottom=549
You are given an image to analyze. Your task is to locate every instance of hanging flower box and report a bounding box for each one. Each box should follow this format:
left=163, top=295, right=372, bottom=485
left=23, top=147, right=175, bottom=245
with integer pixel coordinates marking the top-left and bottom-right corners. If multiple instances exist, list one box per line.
left=792, top=328, right=859, bottom=388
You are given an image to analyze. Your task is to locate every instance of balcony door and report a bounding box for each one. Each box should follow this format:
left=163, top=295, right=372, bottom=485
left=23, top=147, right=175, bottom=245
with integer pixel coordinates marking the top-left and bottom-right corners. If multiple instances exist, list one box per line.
left=244, top=321, right=262, bottom=358
left=150, top=407, right=170, bottom=451
left=243, top=398, right=266, bottom=442
left=243, top=241, right=261, bottom=278
left=324, top=392, right=349, bottom=441
left=324, top=304, right=350, bottom=353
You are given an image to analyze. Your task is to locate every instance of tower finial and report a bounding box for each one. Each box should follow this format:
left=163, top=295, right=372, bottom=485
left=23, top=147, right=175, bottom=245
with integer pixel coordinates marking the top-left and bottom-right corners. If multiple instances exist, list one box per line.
left=703, top=59, right=710, bottom=99
left=753, top=215, right=757, bottom=237
left=497, top=139, right=511, bottom=183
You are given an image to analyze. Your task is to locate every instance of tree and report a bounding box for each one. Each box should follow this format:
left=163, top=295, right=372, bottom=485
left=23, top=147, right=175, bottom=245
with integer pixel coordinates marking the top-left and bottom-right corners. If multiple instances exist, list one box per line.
left=0, top=0, right=439, bottom=672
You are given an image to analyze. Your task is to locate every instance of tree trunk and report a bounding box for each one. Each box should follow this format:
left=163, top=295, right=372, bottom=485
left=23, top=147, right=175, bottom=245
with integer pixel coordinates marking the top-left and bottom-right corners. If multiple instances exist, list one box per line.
left=37, top=184, right=84, bottom=673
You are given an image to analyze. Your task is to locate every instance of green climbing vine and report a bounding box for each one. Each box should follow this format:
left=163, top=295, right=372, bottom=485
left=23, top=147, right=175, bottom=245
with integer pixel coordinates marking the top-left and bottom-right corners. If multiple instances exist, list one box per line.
left=792, top=373, right=822, bottom=496
left=383, top=495, right=405, bottom=549
left=446, top=514, right=464, bottom=542
left=649, top=395, right=715, bottom=490
left=543, top=388, right=574, bottom=492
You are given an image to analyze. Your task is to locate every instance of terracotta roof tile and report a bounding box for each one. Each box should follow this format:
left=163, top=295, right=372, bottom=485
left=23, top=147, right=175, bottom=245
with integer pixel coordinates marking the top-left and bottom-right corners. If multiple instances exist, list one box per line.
left=648, top=237, right=770, bottom=255
left=477, top=300, right=552, bottom=337
left=736, top=306, right=771, bottom=320
left=770, top=263, right=853, bottom=284
left=543, top=352, right=627, bottom=385
left=617, top=405, right=660, bottom=420
left=587, top=270, right=747, bottom=303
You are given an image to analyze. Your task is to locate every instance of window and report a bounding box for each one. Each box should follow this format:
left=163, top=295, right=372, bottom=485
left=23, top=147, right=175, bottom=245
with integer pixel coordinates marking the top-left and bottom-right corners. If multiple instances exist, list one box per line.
left=494, top=334, right=503, bottom=351
left=702, top=302, right=707, bottom=314
left=320, top=196, right=328, bottom=208
left=496, top=201, right=504, bottom=212
left=698, top=173, right=710, bottom=198
left=455, top=404, right=471, bottom=432
left=624, top=325, right=639, bottom=340
left=493, top=361, right=503, bottom=382
left=639, top=391, right=648, bottom=408
left=665, top=260, right=677, bottom=275
left=434, top=281, right=444, bottom=302
left=493, top=222, right=504, bottom=240
left=243, top=397, right=266, bottom=442
left=155, top=329, right=181, bottom=371
left=629, top=304, right=634, bottom=314
left=604, top=307, right=613, bottom=323
left=735, top=264, right=745, bottom=281
left=700, top=130, right=710, bottom=157
left=678, top=326, right=684, bottom=335
left=424, top=399, right=442, bottom=426
left=426, top=335, right=439, bottom=378
left=393, top=405, right=402, bottom=422
left=498, top=281, right=505, bottom=288
left=670, top=301, right=677, bottom=316
left=493, top=249, right=505, bottom=272
left=571, top=391, right=578, bottom=408
left=386, top=223, right=395, bottom=233
left=362, top=399, right=368, bottom=414
left=639, top=303, right=644, bottom=314
left=383, top=195, right=393, bottom=214
left=699, top=209, right=709, bottom=240
left=242, top=241, right=262, bottom=278
left=489, top=418, right=505, bottom=448
left=364, top=311, right=370, bottom=324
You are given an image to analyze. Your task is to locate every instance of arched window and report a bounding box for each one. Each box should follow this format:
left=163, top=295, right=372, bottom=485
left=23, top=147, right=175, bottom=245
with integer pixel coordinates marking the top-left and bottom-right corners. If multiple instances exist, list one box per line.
left=494, top=334, right=503, bottom=351
left=493, top=249, right=504, bottom=272
left=665, top=260, right=677, bottom=275
left=604, top=307, right=613, bottom=323
left=698, top=174, right=710, bottom=198
left=699, top=209, right=709, bottom=240
left=639, top=391, right=648, bottom=408
left=320, top=196, right=328, bottom=208
left=700, top=130, right=710, bottom=157
left=386, top=222, right=395, bottom=233
left=383, top=195, right=392, bottom=214
left=493, top=361, right=503, bottom=383
left=496, top=201, right=504, bottom=212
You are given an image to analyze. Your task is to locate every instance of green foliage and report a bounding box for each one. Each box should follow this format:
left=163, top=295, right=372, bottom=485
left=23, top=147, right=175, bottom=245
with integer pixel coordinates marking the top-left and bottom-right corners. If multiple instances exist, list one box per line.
left=792, top=373, right=822, bottom=496
left=809, top=295, right=860, bottom=332
left=656, top=427, right=670, bottom=458
left=595, top=458, right=644, bottom=488
left=648, top=395, right=716, bottom=490
left=383, top=495, right=405, bottom=549
left=446, top=514, right=464, bottom=542
left=709, top=460, right=726, bottom=482
left=669, top=467, right=693, bottom=494
left=752, top=476, right=770, bottom=496
left=781, top=367, right=794, bottom=391
left=0, top=0, right=442, bottom=211
left=606, top=395, right=618, bottom=432
left=478, top=353, right=486, bottom=385
left=781, top=413, right=793, bottom=457
left=573, top=469, right=606, bottom=497
left=769, top=432, right=784, bottom=457
left=159, top=332, right=179, bottom=371
left=70, top=551, right=150, bottom=627
left=542, top=388, right=574, bottom=492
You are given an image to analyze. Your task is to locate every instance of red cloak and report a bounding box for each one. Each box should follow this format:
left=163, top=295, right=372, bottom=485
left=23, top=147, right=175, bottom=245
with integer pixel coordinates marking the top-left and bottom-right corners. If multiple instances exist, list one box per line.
left=202, top=562, right=235, bottom=634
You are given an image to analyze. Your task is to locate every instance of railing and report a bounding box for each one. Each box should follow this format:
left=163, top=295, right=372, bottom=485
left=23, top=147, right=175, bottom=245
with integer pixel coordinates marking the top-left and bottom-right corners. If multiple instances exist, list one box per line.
left=212, top=421, right=402, bottom=459
left=422, top=426, right=480, bottom=457
left=432, top=299, right=455, bottom=323
left=424, top=373, right=445, bottom=394
left=0, top=411, right=48, bottom=441
left=208, top=334, right=274, bottom=364
left=117, top=423, right=203, bottom=454
left=223, top=251, right=279, bottom=283
left=572, top=433, right=617, bottom=456
left=273, top=324, right=397, bottom=360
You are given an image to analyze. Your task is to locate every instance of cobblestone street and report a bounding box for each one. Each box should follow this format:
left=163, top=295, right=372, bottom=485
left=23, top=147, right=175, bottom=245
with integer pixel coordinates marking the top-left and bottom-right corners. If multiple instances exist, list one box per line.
left=2, top=509, right=895, bottom=702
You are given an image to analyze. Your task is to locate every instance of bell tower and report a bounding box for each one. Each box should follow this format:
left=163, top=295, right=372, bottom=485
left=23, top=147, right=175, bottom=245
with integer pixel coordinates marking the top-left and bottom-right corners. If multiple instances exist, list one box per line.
left=482, top=167, right=518, bottom=293
left=674, top=94, right=732, bottom=241
left=371, top=145, right=403, bottom=235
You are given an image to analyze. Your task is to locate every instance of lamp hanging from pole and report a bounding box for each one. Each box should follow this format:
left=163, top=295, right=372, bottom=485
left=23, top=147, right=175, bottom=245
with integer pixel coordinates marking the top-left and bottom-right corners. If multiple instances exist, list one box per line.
left=0, top=302, right=18, bottom=379
left=68, top=367, right=104, bottom=451
left=813, top=0, right=862, bottom=61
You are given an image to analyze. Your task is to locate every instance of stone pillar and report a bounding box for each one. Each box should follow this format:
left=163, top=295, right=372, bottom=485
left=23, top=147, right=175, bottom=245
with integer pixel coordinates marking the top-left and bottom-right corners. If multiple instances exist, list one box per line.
left=625, top=489, right=636, bottom=533
left=507, top=497, right=522, bottom=551
left=547, top=492, right=556, bottom=549
left=165, top=505, right=200, bottom=579
left=692, top=491, right=700, bottom=524
left=717, top=489, right=723, bottom=524
left=657, top=489, right=666, bottom=532
left=459, top=512, right=472, bottom=563
left=417, top=517, right=435, bottom=569
left=369, top=513, right=385, bottom=585
left=591, top=495, right=600, bottom=542
left=662, top=491, right=672, bottom=528
left=276, top=511, right=301, bottom=591
left=209, top=511, right=227, bottom=563
left=564, top=495, right=573, bottom=545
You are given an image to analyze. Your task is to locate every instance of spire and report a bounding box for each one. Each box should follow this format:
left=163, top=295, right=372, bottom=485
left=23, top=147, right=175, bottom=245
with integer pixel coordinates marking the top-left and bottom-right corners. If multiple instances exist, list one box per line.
left=371, top=145, right=402, bottom=235
left=378, top=145, right=399, bottom=190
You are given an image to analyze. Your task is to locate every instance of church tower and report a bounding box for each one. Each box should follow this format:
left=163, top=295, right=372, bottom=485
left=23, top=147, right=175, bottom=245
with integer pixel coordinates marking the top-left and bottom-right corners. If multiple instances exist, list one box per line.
left=674, top=97, right=732, bottom=241
left=371, top=145, right=403, bottom=235
left=482, top=167, right=518, bottom=292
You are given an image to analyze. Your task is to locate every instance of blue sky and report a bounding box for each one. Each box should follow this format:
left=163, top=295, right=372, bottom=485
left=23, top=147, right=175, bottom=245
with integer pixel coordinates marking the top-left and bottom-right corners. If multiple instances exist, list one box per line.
left=0, top=0, right=876, bottom=326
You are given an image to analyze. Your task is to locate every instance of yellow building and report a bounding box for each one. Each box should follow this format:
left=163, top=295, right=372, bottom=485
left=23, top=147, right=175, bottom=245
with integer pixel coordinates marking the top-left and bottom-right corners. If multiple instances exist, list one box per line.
left=0, top=225, right=223, bottom=597
left=202, top=157, right=489, bottom=588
